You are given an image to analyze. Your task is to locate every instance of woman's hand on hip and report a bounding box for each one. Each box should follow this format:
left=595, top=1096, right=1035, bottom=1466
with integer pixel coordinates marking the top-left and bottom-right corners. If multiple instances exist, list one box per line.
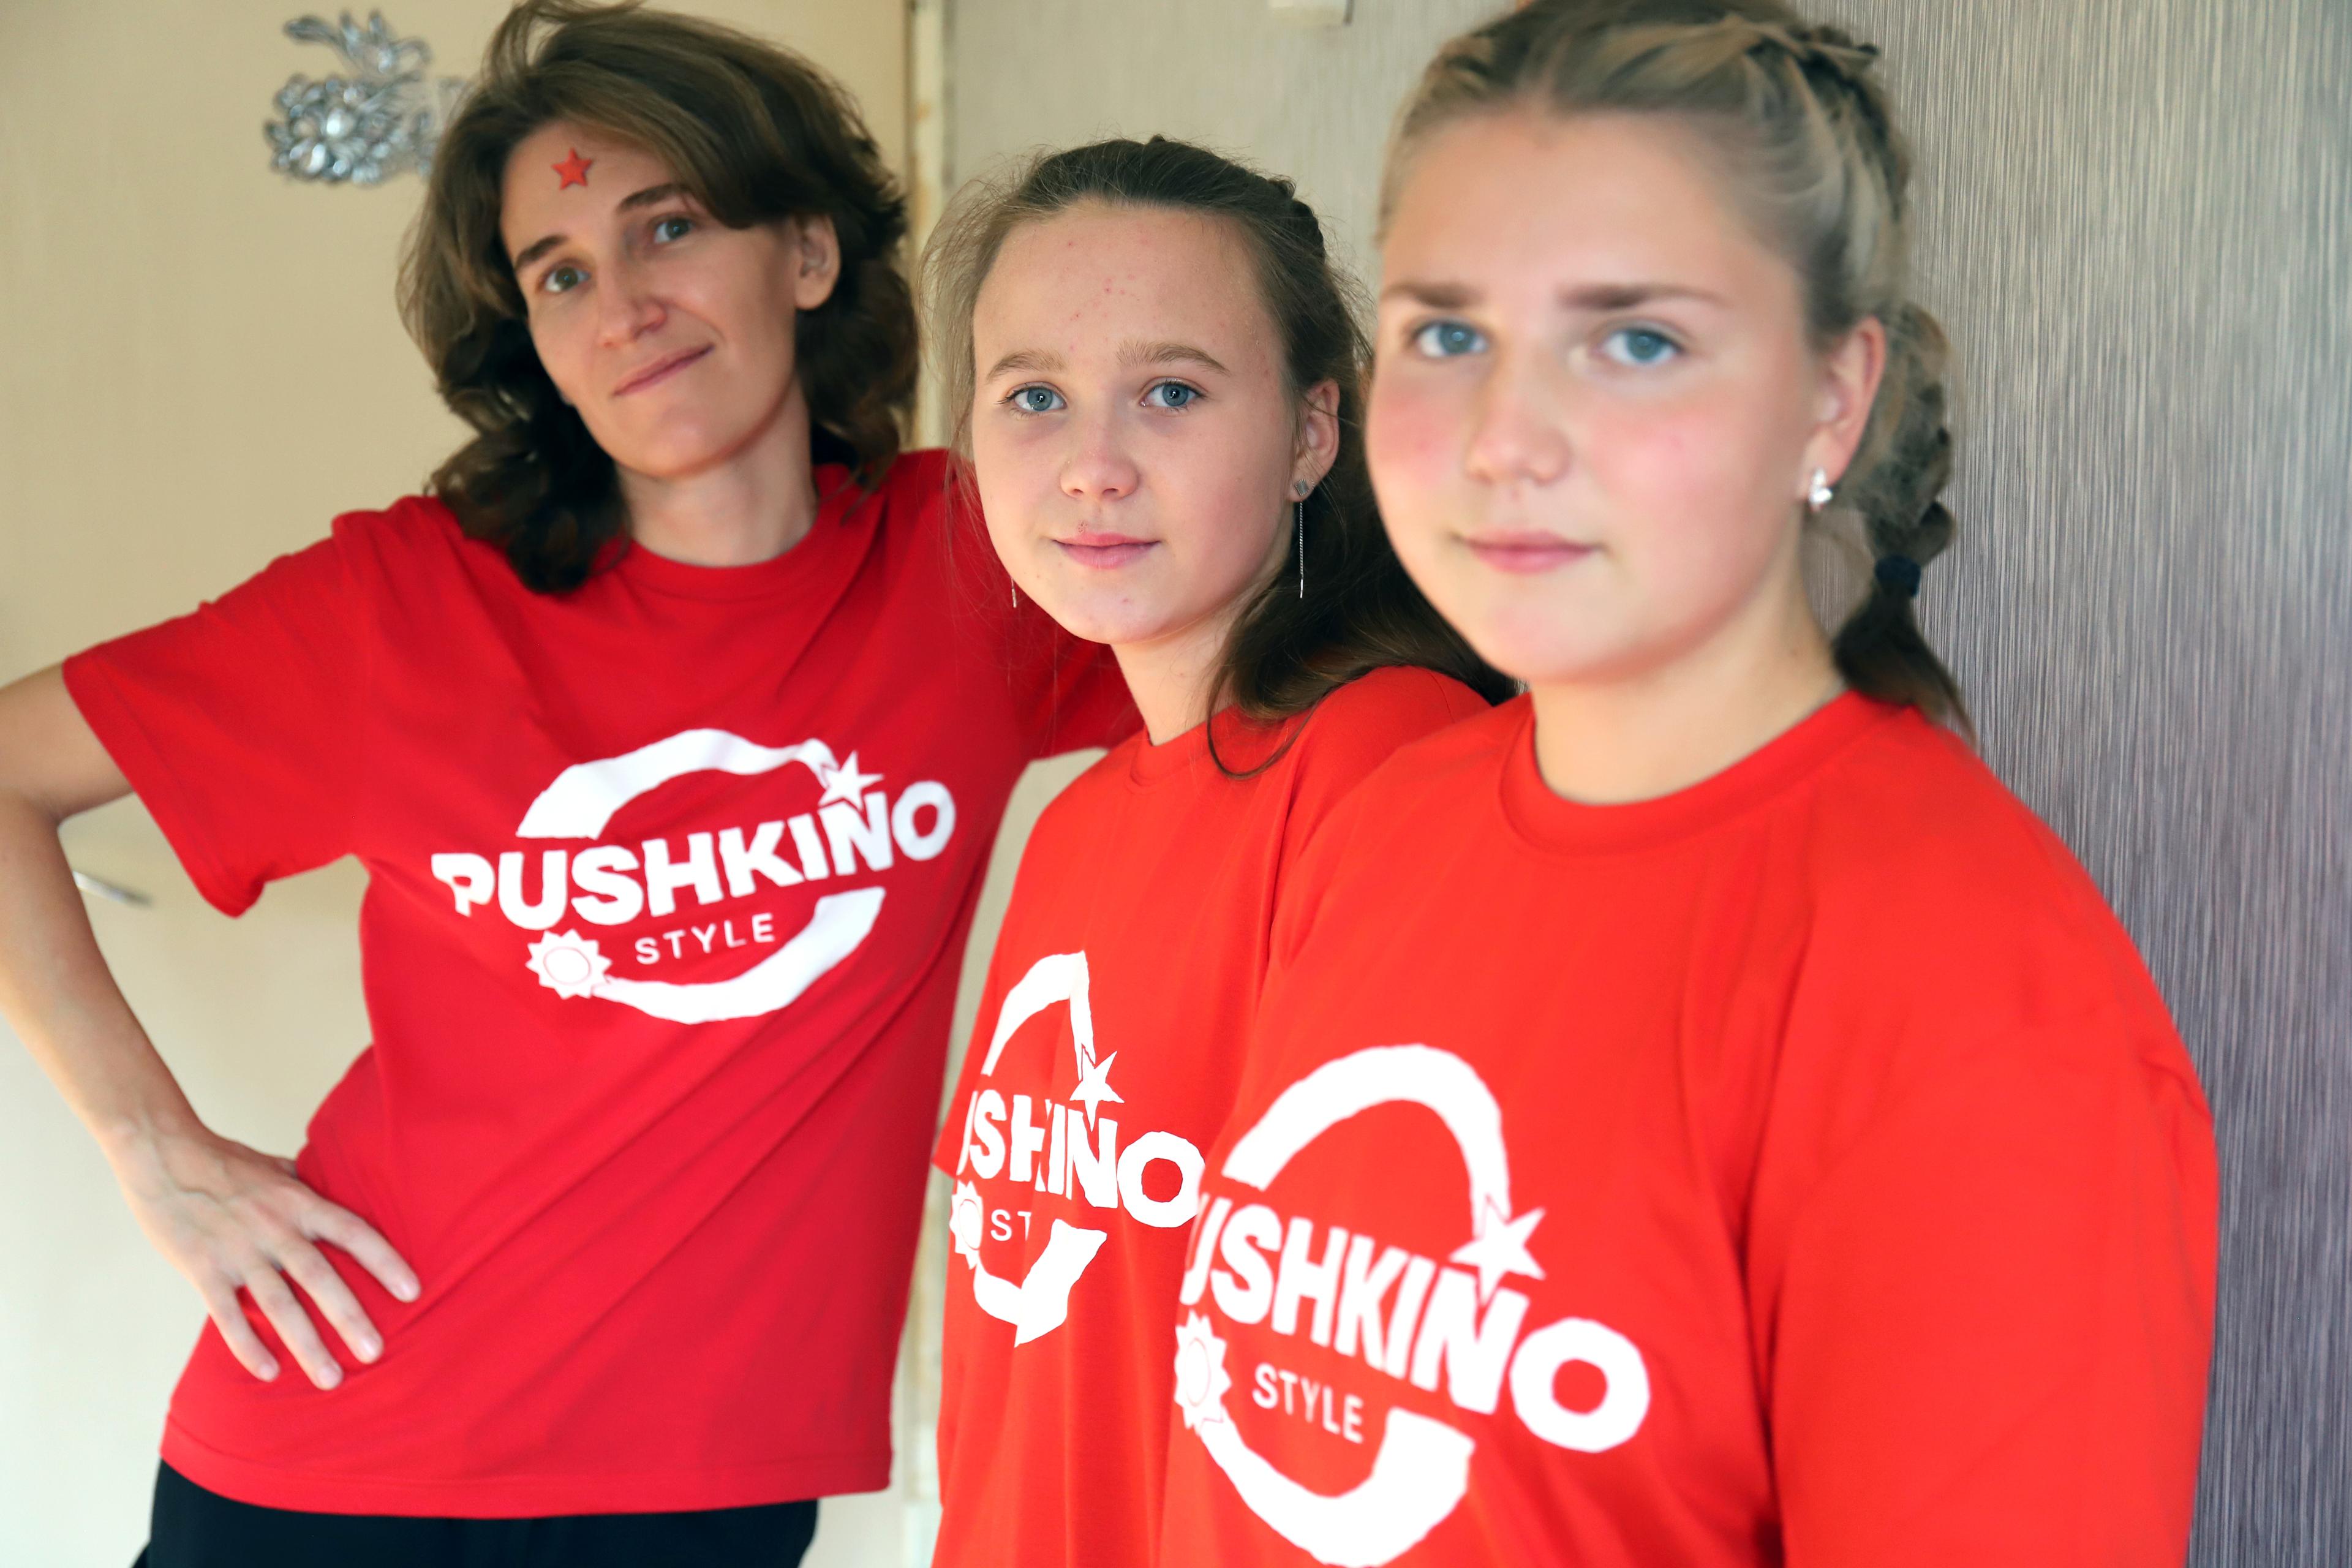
left=109, top=1125, right=420, bottom=1389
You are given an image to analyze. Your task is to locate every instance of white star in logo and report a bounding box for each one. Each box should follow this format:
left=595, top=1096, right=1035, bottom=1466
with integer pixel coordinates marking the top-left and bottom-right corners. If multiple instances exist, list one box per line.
left=1068, top=1050, right=1124, bottom=1126
left=816, top=752, right=883, bottom=807
left=1449, top=1199, right=1546, bottom=1303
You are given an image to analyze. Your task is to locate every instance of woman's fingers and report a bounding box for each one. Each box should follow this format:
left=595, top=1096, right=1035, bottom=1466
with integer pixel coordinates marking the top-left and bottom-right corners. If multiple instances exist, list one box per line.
left=196, top=1276, right=280, bottom=1383
left=239, top=1259, right=344, bottom=1389
left=117, top=1129, right=418, bottom=1387
left=303, top=1200, right=420, bottom=1306
left=273, top=1234, right=383, bottom=1366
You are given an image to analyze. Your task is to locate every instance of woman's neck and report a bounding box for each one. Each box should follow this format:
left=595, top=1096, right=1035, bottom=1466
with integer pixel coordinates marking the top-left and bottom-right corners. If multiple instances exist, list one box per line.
left=1113, top=603, right=1245, bottom=747
left=618, top=381, right=819, bottom=568
left=1528, top=580, right=1840, bottom=805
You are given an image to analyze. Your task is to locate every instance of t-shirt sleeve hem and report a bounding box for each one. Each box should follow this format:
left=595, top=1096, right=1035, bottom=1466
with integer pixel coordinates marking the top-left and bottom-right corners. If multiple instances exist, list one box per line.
left=61, top=652, right=258, bottom=918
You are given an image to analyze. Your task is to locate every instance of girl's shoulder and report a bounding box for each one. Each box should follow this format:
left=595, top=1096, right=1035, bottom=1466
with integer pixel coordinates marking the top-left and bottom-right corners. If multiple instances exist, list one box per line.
left=1795, top=707, right=2185, bottom=1061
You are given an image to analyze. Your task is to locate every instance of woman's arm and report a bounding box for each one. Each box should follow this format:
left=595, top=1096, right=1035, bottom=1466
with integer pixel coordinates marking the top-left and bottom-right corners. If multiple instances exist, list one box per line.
left=0, top=666, right=417, bottom=1389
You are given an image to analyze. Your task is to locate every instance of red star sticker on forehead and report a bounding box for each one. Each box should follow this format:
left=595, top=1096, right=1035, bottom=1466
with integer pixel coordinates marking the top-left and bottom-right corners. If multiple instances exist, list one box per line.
left=552, top=148, right=593, bottom=189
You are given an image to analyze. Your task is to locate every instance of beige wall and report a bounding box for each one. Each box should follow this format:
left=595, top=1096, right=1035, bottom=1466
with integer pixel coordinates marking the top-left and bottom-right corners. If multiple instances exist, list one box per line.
left=0, top=5, right=920, bottom=1564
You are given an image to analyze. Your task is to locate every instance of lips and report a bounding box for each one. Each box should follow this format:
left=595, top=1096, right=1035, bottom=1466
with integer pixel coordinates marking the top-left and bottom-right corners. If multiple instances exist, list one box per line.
left=1463, top=532, right=1597, bottom=575
left=1054, top=535, right=1156, bottom=570
left=613, top=345, right=712, bottom=397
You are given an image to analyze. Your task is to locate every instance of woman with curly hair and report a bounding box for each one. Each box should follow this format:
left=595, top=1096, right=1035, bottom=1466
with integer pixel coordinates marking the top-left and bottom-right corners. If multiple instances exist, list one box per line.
left=0, top=3, right=1125, bottom=1562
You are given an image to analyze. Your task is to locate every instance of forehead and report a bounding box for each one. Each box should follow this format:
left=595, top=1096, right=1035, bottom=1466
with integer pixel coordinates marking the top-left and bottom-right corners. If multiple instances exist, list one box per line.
left=499, top=123, right=679, bottom=251
left=976, top=203, right=1275, bottom=360
left=1382, top=110, right=1780, bottom=301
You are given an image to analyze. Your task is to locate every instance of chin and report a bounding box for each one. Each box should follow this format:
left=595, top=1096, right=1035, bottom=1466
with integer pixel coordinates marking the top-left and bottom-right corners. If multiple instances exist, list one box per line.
left=1023, top=596, right=1144, bottom=647
left=1447, top=606, right=1619, bottom=690
left=595, top=416, right=758, bottom=481
left=1018, top=580, right=1170, bottom=649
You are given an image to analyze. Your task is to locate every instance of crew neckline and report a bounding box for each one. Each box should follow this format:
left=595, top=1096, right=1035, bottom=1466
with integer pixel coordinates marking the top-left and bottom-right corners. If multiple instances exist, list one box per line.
left=1125, top=701, right=1296, bottom=788
left=613, top=464, right=872, bottom=602
left=1496, top=690, right=1898, bottom=855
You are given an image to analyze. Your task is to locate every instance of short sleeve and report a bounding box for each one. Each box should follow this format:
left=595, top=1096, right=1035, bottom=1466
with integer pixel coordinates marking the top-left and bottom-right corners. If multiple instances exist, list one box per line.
left=1277, top=668, right=1487, bottom=871
left=1258, top=669, right=1486, bottom=979
left=1755, top=967, right=2218, bottom=1564
left=63, top=528, right=369, bottom=916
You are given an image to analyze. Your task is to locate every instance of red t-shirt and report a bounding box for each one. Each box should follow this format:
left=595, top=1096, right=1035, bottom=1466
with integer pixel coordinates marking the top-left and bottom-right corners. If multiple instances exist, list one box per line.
left=928, top=667, right=1488, bottom=1568
left=64, top=452, right=1132, bottom=1517
left=1158, top=695, right=2217, bottom=1567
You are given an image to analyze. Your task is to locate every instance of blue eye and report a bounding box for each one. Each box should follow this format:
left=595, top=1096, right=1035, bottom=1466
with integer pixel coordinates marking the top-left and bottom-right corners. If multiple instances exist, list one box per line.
left=1007, top=385, right=1065, bottom=415
left=1411, top=320, right=1487, bottom=358
left=652, top=215, right=694, bottom=243
left=1602, top=326, right=1680, bottom=367
left=1144, top=381, right=1200, bottom=410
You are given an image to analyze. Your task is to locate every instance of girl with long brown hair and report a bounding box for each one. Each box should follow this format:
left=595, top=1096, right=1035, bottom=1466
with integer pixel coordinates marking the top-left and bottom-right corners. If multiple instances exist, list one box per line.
left=0, top=4, right=1126, bottom=1561
left=921, top=135, right=1506, bottom=1568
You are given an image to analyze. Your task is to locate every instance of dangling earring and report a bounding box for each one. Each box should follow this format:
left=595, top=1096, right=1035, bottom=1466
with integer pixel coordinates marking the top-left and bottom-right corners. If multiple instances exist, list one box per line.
left=1293, top=480, right=1310, bottom=599
left=1009, top=578, right=1018, bottom=609
left=1807, top=467, right=1834, bottom=514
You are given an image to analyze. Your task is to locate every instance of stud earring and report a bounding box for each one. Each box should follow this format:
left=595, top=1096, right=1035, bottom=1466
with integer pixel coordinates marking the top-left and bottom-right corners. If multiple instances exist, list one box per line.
left=1807, top=468, right=1834, bottom=513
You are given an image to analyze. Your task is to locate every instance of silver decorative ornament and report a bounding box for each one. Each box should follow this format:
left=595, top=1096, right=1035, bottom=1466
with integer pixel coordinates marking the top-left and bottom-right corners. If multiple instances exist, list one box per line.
left=264, top=11, right=467, bottom=185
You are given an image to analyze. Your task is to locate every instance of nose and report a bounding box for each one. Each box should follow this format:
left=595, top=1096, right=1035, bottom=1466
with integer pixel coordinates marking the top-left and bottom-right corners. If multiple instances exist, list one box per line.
left=1463, top=344, right=1572, bottom=490
left=1060, top=405, right=1142, bottom=507
left=595, top=254, right=667, bottom=348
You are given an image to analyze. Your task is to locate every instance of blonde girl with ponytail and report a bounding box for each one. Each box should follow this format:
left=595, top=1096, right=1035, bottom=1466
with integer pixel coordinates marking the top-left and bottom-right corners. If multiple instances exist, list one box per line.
left=1155, top=4, right=2218, bottom=1565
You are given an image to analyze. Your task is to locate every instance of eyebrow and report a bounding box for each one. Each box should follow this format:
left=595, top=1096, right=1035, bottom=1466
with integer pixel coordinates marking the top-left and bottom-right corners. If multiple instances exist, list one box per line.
left=1381, top=280, right=1479, bottom=309
left=982, top=347, right=1064, bottom=382
left=510, top=183, right=695, bottom=274
left=979, top=340, right=1232, bottom=383
left=1122, top=339, right=1229, bottom=374
left=1379, top=279, right=1727, bottom=311
left=1559, top=282, right=1726, bottom=311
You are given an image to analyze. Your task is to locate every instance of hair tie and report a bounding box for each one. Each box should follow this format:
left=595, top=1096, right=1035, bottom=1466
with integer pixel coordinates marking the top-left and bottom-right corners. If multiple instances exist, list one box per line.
left=1874, top=553, right=1923, bottom=598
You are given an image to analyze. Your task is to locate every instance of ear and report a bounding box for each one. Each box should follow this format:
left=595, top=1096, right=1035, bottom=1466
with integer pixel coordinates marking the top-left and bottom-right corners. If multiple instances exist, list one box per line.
left=788, top=214, right=842, bottom=312
left=1800, top=315, right=1887, bottom=499
left=1293, top=377, right=1342, bottom=493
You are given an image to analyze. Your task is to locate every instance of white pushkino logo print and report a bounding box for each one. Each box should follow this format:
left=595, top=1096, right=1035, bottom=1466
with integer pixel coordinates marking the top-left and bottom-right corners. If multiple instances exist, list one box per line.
left=430, top=729, right=956, bottom=1025
left=1173, top=1045, right=1650, bottom=1567
left=951, top=952, right=1205, bottom=1344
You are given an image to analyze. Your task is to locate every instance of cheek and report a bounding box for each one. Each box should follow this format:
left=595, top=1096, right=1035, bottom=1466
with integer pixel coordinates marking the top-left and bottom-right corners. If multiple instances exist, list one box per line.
left=1366, top=371, right=1467, bottom=545
left=970, top=420, right=1060, bottom=555
left=527, top=308, right=589, bottom=401
left=1586, top=391, right=1787, bottom=578
left=720, top=269, right=800, bottom=386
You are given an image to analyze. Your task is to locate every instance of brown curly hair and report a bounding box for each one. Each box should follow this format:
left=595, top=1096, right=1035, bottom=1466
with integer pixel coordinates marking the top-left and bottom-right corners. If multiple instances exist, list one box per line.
left=399, top=0, right=916, bottom=593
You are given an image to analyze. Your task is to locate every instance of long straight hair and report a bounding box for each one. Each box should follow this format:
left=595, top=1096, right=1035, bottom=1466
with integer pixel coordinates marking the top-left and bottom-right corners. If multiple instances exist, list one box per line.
left=924, top=137, right=1511, bottom=763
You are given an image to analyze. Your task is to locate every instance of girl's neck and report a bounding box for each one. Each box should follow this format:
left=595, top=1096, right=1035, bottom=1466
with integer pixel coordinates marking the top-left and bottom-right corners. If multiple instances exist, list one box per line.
left=1113, top=602, right=1246, bottom=747
left=618, top=380, right=819, bottom=568
left=1528, top=581, right=1840, bottom=805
